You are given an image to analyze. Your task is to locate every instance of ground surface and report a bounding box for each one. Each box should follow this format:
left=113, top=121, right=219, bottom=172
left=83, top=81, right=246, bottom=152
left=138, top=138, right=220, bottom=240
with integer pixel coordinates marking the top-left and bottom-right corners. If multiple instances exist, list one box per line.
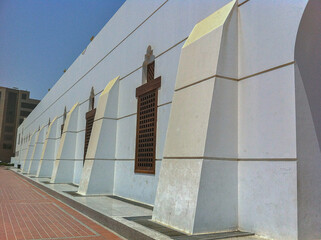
left=0, top=166, right=122, bottom=240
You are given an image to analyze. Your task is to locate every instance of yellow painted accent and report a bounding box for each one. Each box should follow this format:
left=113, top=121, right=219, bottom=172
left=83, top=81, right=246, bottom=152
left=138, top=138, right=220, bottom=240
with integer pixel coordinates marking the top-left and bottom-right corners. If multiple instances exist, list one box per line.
left=46, top=116, right=57, bottom=138
left=101, top=76, right=120, bottom=96
left=30, top=130, right=36, bottom=139
left=39, top=125, right=46, bottom=131
left=183, top=0, right=236, bottom=48
left=49, top=116, right=58, bottom=128
left=68, top=102, right=79, bottom=116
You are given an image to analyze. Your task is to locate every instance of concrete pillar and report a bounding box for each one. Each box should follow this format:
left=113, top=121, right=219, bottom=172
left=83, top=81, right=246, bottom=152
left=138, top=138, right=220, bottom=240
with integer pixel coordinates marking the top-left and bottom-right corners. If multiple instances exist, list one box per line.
left=28, top=125, right=47, bottom=175
left=153, top=0, right=238, bottom=234
left=37, top=117, right=60, bottom=177
left=21, top=131, right=37, bottom=173
left=51, top=103, right=80, bottom=183
left=78, top=76, right=119, bottom=195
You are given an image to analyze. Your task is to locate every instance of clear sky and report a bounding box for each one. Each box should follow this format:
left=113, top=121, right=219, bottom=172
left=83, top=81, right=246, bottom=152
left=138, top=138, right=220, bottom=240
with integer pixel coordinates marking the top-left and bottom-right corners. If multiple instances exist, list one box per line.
left=0, top=0, right=125, bottom=100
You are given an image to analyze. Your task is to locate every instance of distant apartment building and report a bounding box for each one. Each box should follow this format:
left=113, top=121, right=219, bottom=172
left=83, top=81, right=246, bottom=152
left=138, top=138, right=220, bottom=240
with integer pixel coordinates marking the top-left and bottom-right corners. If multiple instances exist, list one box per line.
left=0, top=87, right=39, bottom=162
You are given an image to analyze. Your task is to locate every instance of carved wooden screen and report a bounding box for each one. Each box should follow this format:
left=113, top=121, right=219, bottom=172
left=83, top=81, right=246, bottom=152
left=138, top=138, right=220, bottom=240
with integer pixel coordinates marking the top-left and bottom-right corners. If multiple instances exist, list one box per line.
left=83, top=108, right=96, bottom=164
left=147, top=61, right=154, bottom=82
left=60, top=124, right=64, bottom=136
left=135, top=76, right=161, bottom=174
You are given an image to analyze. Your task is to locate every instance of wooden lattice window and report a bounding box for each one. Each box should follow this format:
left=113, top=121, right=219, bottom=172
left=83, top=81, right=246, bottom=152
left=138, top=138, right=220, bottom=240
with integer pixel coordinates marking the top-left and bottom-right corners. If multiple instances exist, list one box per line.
left=89, top=87, right=95, bottom=111
left=61, top=107, right=67, bottom=137
left=135, top=74, right=161, bottom=174
left=147, top=61, right=154, bottom=83
left=60, top=124, right=64, bottom=136
left=83, top=108, right=96, bottom=164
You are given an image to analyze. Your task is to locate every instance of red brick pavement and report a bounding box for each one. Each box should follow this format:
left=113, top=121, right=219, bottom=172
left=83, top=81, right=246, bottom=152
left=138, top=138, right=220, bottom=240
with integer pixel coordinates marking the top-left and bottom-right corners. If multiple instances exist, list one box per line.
left=0, top=167, right=123, bottom=240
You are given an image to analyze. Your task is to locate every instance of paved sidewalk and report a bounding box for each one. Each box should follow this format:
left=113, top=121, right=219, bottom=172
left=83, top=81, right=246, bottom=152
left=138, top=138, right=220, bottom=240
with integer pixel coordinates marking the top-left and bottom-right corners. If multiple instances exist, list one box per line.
left=0, top=166, right=123, bottom=240
left=6, top=167, right=270, bottom=240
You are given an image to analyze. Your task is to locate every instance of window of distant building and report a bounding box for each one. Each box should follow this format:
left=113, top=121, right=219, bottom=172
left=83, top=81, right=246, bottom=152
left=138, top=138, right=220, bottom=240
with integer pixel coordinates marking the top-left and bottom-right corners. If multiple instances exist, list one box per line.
left=134, top=46, right=161, bottom=174
left=21, top=93, right=27, bottom=100
left=20, top=110, right=31, bottom=117
left=4, top=126, right=14, bottom=133
left=4, top=135, right=13, bottom=141
left=6, top=92, right=18, bottom=123
left=3, top=143, right=12, bottom=150
left=21, top=102, right=37, bottom=109
left=83, top=87, right=96, bottom=164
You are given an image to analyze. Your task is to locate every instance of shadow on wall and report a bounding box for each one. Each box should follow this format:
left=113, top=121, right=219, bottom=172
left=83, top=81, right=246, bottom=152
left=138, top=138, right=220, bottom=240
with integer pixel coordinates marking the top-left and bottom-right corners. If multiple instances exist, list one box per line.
left=295, top=0, right=321, bottom=151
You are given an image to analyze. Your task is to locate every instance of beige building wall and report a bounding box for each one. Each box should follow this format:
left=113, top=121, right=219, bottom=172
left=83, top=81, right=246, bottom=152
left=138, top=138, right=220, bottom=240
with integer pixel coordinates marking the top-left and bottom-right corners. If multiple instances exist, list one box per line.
left=0, top=87, right=39, bottom=162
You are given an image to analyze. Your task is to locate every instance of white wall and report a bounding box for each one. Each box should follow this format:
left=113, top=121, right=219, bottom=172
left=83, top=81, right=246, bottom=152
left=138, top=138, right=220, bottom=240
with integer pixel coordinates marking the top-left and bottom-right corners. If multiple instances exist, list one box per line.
left=16, top=0, right=234, bottom=204
left=237, top=1, right=307, bottom=239
left=238, top=161, right=298, bottom=240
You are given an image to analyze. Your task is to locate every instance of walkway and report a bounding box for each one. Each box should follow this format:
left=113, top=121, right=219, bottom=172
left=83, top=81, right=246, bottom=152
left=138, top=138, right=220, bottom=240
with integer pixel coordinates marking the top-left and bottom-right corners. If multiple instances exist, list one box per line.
left=0, top=166, right=123, bottom=240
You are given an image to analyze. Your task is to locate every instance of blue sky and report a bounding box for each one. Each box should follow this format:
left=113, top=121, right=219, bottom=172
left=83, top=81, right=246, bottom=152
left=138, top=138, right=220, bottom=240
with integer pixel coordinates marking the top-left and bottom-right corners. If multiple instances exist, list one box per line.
left=0, top=0, right=125, bottom=100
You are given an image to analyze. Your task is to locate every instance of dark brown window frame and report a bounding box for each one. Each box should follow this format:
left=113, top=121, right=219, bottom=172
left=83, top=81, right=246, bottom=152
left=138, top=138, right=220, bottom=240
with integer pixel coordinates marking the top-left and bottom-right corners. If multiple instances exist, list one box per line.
left=61, top=107, right=67, bottom=137
left=135, top=76, right=161, bottom=174
left=83, top=108, right=96, bottom=164
left=61, top=124, right=64, bottom=136
left=147, top=61, right=155, bottom=83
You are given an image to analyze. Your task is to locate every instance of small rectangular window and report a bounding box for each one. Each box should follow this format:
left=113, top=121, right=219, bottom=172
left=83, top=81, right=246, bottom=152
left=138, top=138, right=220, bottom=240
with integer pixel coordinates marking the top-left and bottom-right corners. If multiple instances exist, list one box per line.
left=3, top=143, right=12, bottom=149
left=6, top=92, right=18, bottom=123
left=4, top=135, right=13, bottom=141
left=20, top=110, right=31, bottom=117
left=4, top=126, right=14, bottom=132
left=21, top=102, right=37, bottom=109
left=21, top=93, right=27, bottom=100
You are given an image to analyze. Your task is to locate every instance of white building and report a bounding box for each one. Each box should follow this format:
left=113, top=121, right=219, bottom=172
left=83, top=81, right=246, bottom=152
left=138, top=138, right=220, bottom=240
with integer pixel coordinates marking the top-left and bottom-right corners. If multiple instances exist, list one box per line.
left=12, top=1, right=321, bottom=239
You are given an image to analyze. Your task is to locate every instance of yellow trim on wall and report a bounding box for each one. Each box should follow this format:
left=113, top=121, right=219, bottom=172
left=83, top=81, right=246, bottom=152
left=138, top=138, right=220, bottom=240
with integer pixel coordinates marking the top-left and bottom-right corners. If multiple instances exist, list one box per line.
left=101, top=76, right=120, bottom=96
left=68, top=102, right=79, bottom=116
left=183, top=0, right=236, bottom=48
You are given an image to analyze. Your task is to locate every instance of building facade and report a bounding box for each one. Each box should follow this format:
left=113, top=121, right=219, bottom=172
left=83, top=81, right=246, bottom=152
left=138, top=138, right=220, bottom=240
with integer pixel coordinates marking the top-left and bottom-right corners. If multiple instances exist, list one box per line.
left=0, top=87, right=39, bottom=162
left=12, top=1, right=321, bottom=239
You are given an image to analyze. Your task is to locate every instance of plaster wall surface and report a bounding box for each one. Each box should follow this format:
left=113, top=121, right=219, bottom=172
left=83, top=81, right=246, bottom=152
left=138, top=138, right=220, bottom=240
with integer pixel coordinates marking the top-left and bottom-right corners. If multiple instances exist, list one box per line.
left=28, top=125, right=47, bottom=175
left=20, top=0, right=232, bottom=136
left=114, top=160, right=161, bottom=206
left=238, top=65, right=296, bottom=159
left=78, top=77, right=119, bottom=195
left=37, top=117, right=61, bottom=177
left=153, top=158, right=202, bottom=232
left=153, top=1, right=239, bottom=234
left=236, top=1, right=308, bottom=239
left=295, top=66, right=321, bottom=240
left=15, top=0, right=235, bottom=204
left=51, top=103, right=80, bottom=184
left=22, top=131, right=37, bottom=173
left=238, top=0, right=308, bottom=78
left=194, top=160, right=238, bottom=233
left=12, top=2, right=321, bottom=239
left=238, top=161, right=298, bottom=240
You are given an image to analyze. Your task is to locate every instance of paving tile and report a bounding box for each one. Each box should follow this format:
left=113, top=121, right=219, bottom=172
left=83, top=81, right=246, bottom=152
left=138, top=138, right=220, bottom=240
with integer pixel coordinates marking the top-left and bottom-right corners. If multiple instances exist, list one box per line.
left=0, top=166, right=122, bottom=240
